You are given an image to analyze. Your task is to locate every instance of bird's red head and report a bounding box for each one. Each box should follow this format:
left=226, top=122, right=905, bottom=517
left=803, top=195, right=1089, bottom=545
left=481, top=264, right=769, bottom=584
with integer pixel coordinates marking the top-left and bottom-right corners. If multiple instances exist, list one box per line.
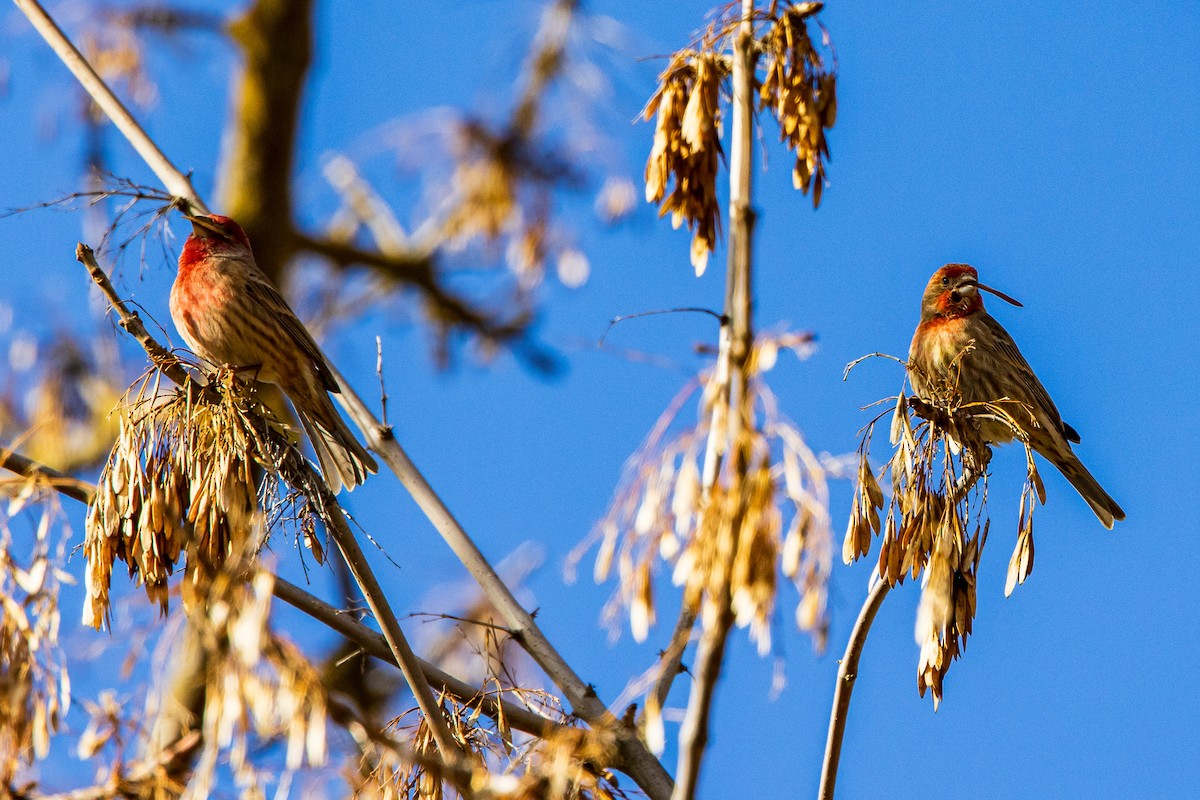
left=179, top=213, right=253, bottom=270
left=920, top=263, right=1022, bottom=320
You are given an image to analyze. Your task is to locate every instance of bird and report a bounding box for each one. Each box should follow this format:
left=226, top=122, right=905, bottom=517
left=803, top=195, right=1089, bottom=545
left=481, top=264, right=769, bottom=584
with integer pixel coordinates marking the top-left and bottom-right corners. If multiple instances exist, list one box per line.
left=907, top=263, right=1124, bottom=528
left=170, top=213, right=378, bottom=493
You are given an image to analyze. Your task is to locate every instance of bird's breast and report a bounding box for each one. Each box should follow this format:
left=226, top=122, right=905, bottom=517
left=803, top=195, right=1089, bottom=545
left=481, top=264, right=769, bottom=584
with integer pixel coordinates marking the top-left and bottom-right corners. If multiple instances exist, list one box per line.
left=170, top=258, right=244, bottom=363
left=911, top=315, right=972, bottom=375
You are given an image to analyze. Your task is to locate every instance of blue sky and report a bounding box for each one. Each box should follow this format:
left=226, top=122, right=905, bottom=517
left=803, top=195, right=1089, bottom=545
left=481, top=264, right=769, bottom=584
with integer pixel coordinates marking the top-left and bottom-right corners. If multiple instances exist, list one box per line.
left=2, top=1, right=1198, bottom=797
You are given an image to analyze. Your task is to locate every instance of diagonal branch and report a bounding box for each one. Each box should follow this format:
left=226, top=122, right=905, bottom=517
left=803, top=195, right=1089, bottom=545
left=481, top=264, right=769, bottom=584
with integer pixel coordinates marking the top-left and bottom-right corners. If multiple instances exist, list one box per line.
left=327, top=373, right=675, bottom=798
left=11, top=0, right=206, bottom=214
left=270, top=577, right=565, bottom=739
left=651, top=606, right=696, bottom=712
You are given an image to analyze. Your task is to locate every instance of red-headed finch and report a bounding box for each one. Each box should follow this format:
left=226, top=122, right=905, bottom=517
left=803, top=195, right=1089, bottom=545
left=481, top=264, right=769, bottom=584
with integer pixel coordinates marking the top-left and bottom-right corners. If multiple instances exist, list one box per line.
left=908, top=263, right=1124, bottom=528
left=170, top=213, right=377, bottom=493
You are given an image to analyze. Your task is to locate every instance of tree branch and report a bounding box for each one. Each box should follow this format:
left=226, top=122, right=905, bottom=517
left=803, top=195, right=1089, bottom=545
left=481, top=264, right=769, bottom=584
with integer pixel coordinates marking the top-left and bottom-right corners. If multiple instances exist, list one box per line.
left=271, top=577, right=566, bottom=740
left=326, top=371, right=674, bottom=799
left=0, top=446, right=93, bottom=504
left=294, top=232, right=557, bottom=371
left=651, top=606, right=696, bottom=712
left=218, top=0, right=314, bottom=284
left=818, top=578, right=891, bottom=800
left=672, top=4, right=760, bottom=799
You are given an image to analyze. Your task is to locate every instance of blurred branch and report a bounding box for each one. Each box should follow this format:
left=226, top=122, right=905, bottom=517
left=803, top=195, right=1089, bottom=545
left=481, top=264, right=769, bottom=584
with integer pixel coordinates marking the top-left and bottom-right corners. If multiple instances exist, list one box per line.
left=294, top=232, right=556, bottom=371
left=293, top=232, right=434, bottom=279
left=817, top=578, right=890, bottom=800
left=76, top=243, right=468, bottom=763
left=219, top=0, right=313, bottom=283
left=12, top=0, right=206, bottom=214
left=674, top=3, right=760, bottom=799
left=0, top=447, right=93, bottom=503
left=512, top=0, right=578, bottom=137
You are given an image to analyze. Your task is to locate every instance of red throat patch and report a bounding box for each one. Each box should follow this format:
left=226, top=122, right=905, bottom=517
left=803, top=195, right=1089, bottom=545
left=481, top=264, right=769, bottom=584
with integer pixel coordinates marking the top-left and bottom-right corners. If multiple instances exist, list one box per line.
left=935, top=288, right=984, bottom=318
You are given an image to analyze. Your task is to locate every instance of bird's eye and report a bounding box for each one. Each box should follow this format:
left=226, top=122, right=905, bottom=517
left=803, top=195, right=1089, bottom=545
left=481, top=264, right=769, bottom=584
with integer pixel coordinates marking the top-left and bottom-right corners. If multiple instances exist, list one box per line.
left=941, top=276, right=950, bottom=286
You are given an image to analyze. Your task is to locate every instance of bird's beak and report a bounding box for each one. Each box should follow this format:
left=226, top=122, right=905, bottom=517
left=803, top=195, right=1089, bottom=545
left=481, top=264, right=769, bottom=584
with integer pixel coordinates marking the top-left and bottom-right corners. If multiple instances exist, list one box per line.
left=183, top=214, right=217, bottom=238
left=976, top=282, right=1024, bottom=308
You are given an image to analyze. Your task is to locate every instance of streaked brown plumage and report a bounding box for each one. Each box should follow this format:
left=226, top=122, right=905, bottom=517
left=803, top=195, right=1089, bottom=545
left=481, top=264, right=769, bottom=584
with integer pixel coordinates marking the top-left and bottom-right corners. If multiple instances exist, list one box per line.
left=170, top=213, right=377, bottom=493
left=908, top=263, right=1124, bottom=528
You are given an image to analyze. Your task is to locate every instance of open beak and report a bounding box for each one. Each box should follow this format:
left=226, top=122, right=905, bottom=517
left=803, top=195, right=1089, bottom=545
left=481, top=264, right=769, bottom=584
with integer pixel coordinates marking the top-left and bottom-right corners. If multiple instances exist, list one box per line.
left=183, top=214, right=217, bottom=238
left=976, top=282, right=1024, bottom=308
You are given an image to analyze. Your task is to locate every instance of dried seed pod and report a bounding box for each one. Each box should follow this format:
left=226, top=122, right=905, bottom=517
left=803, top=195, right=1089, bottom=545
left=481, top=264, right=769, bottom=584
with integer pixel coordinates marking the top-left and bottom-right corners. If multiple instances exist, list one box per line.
left=642, top=50, right=727, bottom=274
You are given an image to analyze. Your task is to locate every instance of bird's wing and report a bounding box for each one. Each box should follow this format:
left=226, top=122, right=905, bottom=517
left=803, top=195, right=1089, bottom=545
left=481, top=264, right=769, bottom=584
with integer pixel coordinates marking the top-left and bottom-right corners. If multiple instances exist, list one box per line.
left=979, top=313, right=1075, bottom=440
left=243, top=275, right=340, bottom=393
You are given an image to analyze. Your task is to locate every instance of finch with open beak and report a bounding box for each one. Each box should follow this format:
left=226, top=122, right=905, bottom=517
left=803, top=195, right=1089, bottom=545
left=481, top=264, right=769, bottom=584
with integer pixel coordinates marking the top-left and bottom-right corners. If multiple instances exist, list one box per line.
left=907, top=263, right=1124, bottom=528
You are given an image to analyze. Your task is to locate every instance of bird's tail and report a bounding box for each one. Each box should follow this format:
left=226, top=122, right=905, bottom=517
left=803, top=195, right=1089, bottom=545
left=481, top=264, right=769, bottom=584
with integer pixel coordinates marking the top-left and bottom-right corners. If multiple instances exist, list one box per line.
left=1051, top=450, right=1125, bottom=529
left=297, top=398, right=378, bottom=494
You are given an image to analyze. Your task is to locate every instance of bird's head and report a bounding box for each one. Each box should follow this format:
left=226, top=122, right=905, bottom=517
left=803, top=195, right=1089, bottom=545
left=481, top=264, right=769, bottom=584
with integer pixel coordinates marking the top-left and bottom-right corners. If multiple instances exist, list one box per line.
left=183, top=213, right=252, bottom=251
left=921, top=263, right=1022, bottom=319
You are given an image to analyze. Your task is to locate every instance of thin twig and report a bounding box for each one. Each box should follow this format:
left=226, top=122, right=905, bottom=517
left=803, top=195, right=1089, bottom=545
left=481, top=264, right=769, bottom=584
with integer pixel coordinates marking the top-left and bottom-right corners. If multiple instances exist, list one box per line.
left=375, top=335, right=390, bottom=430
left=817, top=577, right=890, bottom=800
left=598, top=307, right=726, bottom=348
left=672, top=4, right=760, bottom=799
left=651, top=606, right=696, bottom=712
left=74, top=244, right=466, bottom=762
left=842, top=351, right=907, bottom=381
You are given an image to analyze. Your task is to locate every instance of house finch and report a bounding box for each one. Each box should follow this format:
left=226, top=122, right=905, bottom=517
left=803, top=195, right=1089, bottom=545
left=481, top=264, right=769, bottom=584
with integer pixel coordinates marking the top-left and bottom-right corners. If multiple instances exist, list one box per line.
left=170, top=213, right=377, bottom=493
left=908, top=263, right=1124, bottom=528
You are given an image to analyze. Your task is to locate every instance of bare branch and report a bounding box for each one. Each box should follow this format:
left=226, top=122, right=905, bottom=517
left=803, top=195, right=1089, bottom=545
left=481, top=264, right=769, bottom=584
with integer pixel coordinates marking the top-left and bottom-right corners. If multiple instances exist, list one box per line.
left=651, top=606, right=695, bottom=713
left=271, top=577, right=566, bottom=740
left=0, top=447, right=94, bottom=504
left=818, top=578, right=891, bottom=800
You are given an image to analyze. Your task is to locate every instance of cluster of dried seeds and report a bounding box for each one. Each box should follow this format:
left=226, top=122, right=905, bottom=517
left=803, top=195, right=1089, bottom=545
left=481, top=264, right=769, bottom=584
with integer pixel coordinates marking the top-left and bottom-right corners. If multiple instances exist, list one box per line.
left=574, top=332, right=832, bottom=662
left=845, top=385, right=1046, bottom=706
left=643, top=50, right=728, bottom=276
left=759, top=2, right=837, bottom=207
left=189, top=567, right=329, bottom=798
left=641, top=2, right=837, bottom=271
left=84, top=373, right=303, bottom=629
left=0, top=490, right=71, bottom=785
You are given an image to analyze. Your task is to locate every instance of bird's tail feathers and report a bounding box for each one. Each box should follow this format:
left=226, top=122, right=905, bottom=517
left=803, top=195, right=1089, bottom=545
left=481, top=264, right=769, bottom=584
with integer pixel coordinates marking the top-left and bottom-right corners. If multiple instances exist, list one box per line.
left=298, top=407, right=378, bottom=494
left=1052, top=451, right=1125, bottom=530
